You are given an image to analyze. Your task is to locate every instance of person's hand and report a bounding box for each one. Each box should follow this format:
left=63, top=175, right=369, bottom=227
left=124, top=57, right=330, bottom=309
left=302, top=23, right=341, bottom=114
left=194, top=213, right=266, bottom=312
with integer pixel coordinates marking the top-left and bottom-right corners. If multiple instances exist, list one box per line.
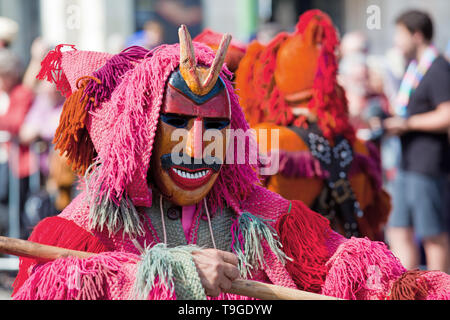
left=192, top=248, right=240, bottom=297
left=383, top=116, right=409, bottom=135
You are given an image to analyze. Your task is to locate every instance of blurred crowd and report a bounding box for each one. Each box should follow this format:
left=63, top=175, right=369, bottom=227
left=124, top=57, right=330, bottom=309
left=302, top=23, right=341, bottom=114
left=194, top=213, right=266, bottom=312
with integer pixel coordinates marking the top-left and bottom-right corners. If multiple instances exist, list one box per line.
left=0, top=17, right=74, bottom=240
left=0, top=7, right=448, bottom=274
left=339, top=11, right=450, bottom=273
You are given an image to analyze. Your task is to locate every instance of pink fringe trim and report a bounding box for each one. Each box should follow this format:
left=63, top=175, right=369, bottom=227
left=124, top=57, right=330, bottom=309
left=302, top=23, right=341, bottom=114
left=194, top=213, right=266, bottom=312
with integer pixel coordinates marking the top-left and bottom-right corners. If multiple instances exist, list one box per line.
left=146, top=278, right=176, bottom=300
left=13, top=252, right=138, bottom=300
left=322, top=237, right=406, bottom=300
left=417, top=271, right=450, bottom=300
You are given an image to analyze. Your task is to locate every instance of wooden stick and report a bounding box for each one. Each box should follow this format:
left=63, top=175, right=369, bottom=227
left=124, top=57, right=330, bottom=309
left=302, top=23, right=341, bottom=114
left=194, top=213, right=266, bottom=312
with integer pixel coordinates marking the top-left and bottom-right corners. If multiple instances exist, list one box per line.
left=0, top=236, right=93, bottom=261
left=0, top=236, right=341, bottom=300
left=228, top=279, right=341, bottom=300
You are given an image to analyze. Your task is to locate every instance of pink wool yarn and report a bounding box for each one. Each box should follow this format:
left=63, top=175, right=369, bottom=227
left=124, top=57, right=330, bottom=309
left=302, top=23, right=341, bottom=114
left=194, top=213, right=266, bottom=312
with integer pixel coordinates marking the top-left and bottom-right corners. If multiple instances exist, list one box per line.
left=53, top=43, right=259, bottom=217
left=18, top=41, right=449, bottom=301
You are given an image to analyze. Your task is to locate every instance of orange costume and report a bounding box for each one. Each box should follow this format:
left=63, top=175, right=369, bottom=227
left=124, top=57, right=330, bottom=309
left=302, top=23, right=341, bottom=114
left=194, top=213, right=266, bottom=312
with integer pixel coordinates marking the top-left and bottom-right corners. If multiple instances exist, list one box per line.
left=235, top=10, right=390, bottom=240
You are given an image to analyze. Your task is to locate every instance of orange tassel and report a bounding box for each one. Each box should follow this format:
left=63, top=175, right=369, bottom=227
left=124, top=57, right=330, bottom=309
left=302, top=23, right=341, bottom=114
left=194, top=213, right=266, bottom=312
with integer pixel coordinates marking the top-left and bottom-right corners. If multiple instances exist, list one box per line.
left=53, top=76, right=101, bottom=175
left=389, top=270, right=429, bottom=300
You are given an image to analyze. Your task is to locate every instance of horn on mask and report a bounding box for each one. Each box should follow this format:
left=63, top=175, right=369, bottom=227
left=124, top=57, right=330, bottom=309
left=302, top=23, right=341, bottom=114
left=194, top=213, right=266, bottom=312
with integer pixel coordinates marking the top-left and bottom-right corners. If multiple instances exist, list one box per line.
left=178, top=24, right=231, bottom=96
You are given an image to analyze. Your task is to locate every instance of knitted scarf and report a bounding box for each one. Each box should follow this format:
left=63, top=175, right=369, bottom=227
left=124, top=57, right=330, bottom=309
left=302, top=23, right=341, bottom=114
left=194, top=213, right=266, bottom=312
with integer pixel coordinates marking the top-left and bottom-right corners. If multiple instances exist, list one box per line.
left=395, top=45, right=439, bottom=117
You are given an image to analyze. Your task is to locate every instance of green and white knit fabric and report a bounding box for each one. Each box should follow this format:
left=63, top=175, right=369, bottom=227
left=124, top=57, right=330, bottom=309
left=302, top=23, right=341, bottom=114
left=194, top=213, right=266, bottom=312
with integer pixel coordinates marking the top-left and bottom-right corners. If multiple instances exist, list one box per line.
left=133, top=243, right=206, bottom=300
left=231, top=211, right=291, bottom=278
left=84, top=162, right=144, bottom=237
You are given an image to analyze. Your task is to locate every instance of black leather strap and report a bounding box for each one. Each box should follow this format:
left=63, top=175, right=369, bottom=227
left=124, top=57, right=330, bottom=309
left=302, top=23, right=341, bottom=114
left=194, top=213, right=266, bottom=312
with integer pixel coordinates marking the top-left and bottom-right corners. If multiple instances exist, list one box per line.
left=288, top=124, right=362, bottom=238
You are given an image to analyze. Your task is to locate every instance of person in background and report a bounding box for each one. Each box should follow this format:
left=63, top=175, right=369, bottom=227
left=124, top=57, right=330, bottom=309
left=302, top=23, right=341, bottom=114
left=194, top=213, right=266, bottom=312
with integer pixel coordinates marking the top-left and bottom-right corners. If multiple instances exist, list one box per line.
left=0, top=49, right=35, bottom=239
left=339, top=31, right=391, bottom=150
left=20, top=38, right=76, bottom=223
left=126, top=20, right=164, bottom=50
left=340, top=31, right=369, bottom=57
left=20, top=81, right=74, bottom=214
left=339, top=52, right=390, bottom=139
left=23, top=38, right=49, bottom=91
left=0, top=50, right=33, bottom=136
left=384, top=10, right=450, bottom=273
left=0, top=16, right=19, bottom=233
left=0, top=17, right=18, bottom=49
left=151, top=0, right=202, bottom=44
left=0, top=49, right=35, bottom=176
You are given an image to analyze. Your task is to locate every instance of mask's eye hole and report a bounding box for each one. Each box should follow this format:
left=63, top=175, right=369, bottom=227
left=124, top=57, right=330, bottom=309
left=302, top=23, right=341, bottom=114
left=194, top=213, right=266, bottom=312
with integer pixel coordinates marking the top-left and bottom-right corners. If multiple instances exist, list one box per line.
left=161, top=114, right=190, bottom=128
left=204, top=118, right=230, bottom=130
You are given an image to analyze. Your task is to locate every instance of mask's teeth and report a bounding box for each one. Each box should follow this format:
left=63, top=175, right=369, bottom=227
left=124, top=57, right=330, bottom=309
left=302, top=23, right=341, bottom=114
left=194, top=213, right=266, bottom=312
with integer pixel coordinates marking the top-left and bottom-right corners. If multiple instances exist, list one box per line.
left=173, top=167, right=211, bottom=179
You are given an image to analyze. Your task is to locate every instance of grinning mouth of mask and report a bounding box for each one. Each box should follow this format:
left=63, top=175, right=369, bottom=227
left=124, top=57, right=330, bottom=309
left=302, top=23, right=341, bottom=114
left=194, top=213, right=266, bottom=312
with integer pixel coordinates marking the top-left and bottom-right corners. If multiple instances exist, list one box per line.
left=160, top=153, right=222, bottom=190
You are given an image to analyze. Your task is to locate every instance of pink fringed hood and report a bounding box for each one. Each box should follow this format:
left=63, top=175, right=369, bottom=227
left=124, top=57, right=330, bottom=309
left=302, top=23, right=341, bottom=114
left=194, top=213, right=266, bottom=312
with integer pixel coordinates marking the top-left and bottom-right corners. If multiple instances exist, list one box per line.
left=39, top=43, right=258, bottom=236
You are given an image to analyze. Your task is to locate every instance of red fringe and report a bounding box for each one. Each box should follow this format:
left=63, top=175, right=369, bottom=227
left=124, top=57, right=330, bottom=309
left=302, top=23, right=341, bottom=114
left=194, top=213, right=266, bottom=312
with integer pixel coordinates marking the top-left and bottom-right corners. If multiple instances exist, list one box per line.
left=389, top=270, right=429, bottom=300
left=12, top=216, right=108, bottom=296
left=37, top=44, right=76, bottom=98
left=53, top=76, right=99, bottom=175
left=275, top=200, right=331, bottom=293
